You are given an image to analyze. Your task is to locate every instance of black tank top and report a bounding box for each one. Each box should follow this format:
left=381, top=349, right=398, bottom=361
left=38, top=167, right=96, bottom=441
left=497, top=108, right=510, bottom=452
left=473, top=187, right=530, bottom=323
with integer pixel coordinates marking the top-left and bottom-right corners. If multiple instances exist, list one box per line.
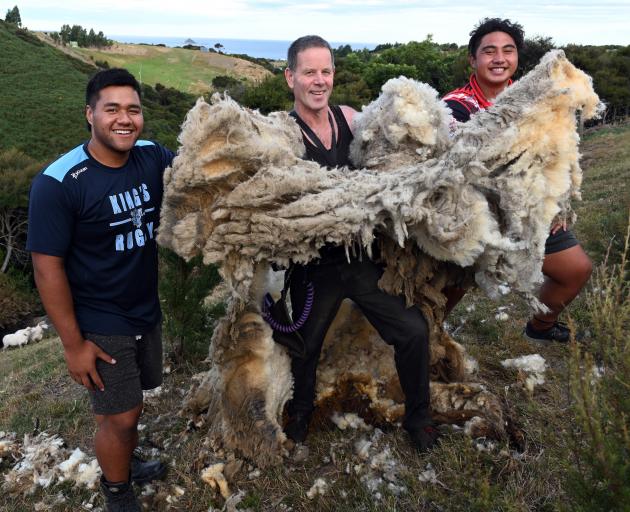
left=290, top=105, right=354, bottom=169
left=290, top=105, right=355, bottom=263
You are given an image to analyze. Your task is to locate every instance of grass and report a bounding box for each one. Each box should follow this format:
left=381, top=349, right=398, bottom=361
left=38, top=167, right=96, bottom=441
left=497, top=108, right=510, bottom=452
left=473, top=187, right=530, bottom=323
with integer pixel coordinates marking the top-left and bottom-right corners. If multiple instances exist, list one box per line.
left=74, top=43, right=271, bottom=95
left=1, top=124, right=629, bottom=510
left=573, top=126, right=630, bottom=262
left=0, top=335, right=91, bottom=446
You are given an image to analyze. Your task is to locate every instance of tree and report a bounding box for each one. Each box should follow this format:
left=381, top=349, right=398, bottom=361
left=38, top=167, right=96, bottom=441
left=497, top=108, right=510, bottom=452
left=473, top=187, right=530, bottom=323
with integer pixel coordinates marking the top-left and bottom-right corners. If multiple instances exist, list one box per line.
left=242, top=74, right=293, bottom=113
left=56, top=24, right=111, bottom=48
left=0, top=149, right=41, bottom=273
left=4, top=5, right=21, bottom=27
left=159, top=249, right=223, bottom=360
left=214, top=42, right=224, bottom=53
left=59, top=24, right=72, bottom=44
left=374, top=38, right=453, bottom=93
left=334, top=44, right=353, bottom=58
left=517, top=36, right=556, bottom=77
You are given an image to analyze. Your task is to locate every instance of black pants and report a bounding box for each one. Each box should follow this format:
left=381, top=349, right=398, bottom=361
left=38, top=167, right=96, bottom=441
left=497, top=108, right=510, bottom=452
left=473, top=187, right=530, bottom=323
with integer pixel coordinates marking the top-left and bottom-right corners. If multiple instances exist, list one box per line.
left=289, top=255, right=431, bottom=431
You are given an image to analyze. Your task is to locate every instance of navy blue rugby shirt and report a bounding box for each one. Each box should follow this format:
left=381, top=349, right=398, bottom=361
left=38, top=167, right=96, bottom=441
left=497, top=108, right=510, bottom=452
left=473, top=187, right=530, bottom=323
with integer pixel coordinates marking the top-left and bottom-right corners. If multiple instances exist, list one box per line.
left=27, top=140, right=175, bottom=336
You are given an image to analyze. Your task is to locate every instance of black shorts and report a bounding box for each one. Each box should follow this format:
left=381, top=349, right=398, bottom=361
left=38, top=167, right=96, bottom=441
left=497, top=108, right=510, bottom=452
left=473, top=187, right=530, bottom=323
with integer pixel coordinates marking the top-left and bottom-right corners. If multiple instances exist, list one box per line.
left=544, top=228, right=579, bottom=255
left=86, top=324, right=163, bottom=415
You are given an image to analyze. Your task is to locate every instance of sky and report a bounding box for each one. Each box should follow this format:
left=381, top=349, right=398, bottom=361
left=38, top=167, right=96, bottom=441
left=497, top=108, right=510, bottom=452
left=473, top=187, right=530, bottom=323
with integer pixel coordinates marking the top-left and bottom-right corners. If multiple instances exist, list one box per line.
left=10, top=0, right=630, bottom=46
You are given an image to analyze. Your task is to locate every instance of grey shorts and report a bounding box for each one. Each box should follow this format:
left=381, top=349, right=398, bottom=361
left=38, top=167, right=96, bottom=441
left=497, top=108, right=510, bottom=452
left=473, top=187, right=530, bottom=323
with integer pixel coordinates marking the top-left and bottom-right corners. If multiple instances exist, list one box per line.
left=86, top=324, right=163, bottom=415
left=545, top=228, right=579, bottom=255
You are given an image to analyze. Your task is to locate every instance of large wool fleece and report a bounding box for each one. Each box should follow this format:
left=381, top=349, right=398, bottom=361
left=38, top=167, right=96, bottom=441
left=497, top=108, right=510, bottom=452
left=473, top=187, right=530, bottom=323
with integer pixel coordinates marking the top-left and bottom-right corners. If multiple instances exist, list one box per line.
left=160, top=51, right=600, bottom=465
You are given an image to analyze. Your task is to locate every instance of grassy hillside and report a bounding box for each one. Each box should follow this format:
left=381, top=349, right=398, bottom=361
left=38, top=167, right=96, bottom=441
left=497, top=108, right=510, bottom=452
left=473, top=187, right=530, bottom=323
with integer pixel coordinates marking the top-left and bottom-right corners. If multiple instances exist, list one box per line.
left=0, top=21, right=198, bottom=161
left=1, top=124, right=628, bottom=511
left=71, top=40, right=271, bottom=95
left=0, top=21, right=95, bottom=162
left=1, top=24, right=269, bottom=162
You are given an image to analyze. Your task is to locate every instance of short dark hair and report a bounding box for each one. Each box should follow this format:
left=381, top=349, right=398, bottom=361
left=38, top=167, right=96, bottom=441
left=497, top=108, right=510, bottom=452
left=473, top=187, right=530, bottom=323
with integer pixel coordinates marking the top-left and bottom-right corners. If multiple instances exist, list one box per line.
left=468, top=18, right=525, bottom=56
left=287, top=35, right=334, bottom=71
left=85, top=68, right=142, bottom=108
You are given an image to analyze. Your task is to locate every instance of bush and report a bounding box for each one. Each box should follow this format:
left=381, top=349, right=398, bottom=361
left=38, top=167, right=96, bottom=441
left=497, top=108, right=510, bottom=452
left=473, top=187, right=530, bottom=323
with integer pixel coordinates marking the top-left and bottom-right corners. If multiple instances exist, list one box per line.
left=241, top=74, right=293, bottom=113
left=0, top=149, right=41, bottom=273
left=0, top=271, right=38, bottom=330
left=566, top=215, right=630, bottom=510
left=212, top=75, right=241, bottom=90
left=158, top=249, right=224, bottom=361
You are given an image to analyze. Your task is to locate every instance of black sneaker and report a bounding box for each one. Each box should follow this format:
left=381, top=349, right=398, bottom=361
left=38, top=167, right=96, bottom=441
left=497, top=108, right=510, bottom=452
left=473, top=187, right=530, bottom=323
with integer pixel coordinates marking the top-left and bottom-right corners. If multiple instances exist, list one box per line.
left=408, top=425, right=441, bottom=452
left=284, top=412, right=311, bottom=443
left=524, top=321, right=571, bottom=344
left=100, top=477, right=141, bottom=512
left=130, top=451, right=167, bottom=484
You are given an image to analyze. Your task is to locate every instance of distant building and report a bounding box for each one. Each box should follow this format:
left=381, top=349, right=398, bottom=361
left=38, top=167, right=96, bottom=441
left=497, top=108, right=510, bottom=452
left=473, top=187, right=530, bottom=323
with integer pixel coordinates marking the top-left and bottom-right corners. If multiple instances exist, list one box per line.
left=69, top=41, right=79, bottom=48
left=200, top=46, right=209, bottom=53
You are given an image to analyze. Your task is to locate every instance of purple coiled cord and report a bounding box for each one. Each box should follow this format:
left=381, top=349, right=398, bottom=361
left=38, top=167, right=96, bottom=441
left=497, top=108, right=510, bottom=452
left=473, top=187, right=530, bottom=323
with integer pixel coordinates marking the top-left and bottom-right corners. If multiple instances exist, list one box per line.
left=262, top=282, right=314, bottom=333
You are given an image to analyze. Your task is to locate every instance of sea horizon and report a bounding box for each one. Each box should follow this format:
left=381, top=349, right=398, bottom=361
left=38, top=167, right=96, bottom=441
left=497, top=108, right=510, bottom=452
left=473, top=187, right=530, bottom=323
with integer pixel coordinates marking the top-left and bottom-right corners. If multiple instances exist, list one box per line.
left=109, top=35, right=378, bottom=60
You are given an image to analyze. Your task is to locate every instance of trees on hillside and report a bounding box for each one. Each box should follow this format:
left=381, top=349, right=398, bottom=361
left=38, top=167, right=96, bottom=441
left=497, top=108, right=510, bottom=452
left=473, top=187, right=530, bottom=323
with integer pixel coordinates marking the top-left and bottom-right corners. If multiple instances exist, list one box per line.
left=308, top=36, right=630, bottom=122
left=140, top=83, right=197, bottom=150
left=327, top=37, right=467, bottom=105
left=232, top=36, right=630, bottom=120
left=241, top=74, right=293, bottom=113
left=517, top=36, right=556, bottom=76
left=55, top=24, right=111, bottom=48
left=565, top=44, right=630, bottom=123
left=4, top=6, right=21, bottom=27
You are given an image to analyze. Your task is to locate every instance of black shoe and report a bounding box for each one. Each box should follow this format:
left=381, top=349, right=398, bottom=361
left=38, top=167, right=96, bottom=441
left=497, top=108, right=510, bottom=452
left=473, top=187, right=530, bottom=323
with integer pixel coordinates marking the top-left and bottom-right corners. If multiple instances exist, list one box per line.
left=408, top=425, right=441, bottom=453
left=284, top=412, right=311, bottom=443
left=100, top=476, right=141, bottom=512
left=524, top=320, right=571, bottom=344
left=130, top=451, right=167, bottom=485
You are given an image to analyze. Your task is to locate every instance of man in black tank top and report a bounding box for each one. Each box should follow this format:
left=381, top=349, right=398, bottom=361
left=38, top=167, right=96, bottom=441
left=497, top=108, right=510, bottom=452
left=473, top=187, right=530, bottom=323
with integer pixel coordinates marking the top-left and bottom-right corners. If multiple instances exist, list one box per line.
left=281, top=35, right=439, bottom=452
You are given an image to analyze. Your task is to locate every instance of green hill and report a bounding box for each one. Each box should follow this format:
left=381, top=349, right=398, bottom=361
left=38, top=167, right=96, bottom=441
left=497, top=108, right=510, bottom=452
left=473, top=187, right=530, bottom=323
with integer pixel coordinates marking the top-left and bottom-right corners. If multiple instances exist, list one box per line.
left=0, top=22, right=196, bottom=162
left=0, top=21, right=95, bottom=161
left=72, top=41, right=272, bottom=95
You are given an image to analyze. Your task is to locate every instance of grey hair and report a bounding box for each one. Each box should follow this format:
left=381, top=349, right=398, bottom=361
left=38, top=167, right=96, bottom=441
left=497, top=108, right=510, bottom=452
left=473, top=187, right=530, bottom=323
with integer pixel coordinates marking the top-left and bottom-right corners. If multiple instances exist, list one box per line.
left=287, top=35, right=334, bottom=71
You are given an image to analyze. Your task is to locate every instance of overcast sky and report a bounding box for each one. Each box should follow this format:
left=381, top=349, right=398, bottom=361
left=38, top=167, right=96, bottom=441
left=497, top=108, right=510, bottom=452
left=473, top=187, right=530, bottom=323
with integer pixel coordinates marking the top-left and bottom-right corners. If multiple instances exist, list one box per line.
left=13, top=0, right=630, bottom=46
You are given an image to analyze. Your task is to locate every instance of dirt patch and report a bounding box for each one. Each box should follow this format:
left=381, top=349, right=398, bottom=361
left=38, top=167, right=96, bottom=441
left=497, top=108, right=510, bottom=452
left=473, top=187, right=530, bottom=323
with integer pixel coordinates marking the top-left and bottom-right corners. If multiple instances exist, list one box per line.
left=99, top=42, right=151, bottom=56
left=95, top=43, right=270, bottom=82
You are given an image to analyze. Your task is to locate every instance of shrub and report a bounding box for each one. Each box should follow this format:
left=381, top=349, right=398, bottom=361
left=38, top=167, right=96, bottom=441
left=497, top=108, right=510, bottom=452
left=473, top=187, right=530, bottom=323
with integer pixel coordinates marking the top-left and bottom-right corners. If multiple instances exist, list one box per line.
left=0, top=271, right=38, bottom=330
left=566, top=214, right=630, bottom=510
left=212, top=75, right=240, bottom=90
left=158, top=249, right=224, bottom=361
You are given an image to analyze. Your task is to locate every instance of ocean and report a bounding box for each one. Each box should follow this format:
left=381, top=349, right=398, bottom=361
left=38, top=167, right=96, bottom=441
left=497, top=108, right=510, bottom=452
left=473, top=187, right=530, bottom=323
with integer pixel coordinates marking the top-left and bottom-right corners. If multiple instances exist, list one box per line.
left=109, top=35, right=377, bottom=60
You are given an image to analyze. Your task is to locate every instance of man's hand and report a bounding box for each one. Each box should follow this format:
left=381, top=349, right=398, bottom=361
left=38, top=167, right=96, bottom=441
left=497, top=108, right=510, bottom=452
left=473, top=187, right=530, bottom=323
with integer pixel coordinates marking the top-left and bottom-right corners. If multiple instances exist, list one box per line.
left=63, top=339, right=116, bottom=392
left=32, top=253, right=117, bottom=392
left=550, top=220, right=567, bottom=235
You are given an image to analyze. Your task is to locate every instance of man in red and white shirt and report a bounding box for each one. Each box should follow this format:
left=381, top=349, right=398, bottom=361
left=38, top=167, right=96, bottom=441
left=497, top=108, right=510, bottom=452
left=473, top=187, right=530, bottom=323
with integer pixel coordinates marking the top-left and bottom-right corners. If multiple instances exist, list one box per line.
left=442, top=18, right=592, bottom=344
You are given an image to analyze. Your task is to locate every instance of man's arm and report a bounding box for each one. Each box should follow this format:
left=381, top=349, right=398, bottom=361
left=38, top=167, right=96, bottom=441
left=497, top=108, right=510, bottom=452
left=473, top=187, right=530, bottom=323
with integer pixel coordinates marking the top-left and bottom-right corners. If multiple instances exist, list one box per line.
left=340, top=105, right=358, bottom=134
left=32, top=252, right=115, bottom=391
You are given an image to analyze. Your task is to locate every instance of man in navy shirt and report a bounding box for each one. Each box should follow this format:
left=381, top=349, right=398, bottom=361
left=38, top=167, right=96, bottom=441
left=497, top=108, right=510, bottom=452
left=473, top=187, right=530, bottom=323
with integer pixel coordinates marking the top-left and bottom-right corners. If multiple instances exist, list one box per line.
left=27, top=68, right=174, bottom=511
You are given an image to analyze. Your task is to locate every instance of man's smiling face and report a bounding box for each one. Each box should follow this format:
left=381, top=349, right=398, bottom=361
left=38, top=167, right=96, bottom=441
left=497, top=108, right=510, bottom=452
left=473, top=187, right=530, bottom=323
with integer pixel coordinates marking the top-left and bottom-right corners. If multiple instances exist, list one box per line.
left=86, top=85, right=144, bottom=162
left=470, top=31, right=518, bottom=91
left=285, top=46, right=334, bottom=115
